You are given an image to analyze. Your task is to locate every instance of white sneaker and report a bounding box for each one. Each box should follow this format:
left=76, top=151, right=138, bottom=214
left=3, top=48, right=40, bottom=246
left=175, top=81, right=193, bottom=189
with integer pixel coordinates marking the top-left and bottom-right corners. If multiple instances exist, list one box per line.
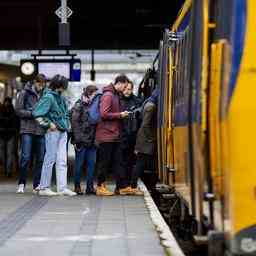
left=16, top=184, right=25, bottom=194
left=58, top=188, right=77, bottom=196
left=38, top=188, right=58, bottom=196
left=32, top=185, right=40, bottom=194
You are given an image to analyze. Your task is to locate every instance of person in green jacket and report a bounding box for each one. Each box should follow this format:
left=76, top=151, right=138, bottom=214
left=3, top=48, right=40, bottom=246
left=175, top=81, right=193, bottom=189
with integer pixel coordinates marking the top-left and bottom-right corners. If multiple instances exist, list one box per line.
left=32, top=74, right=76, bottom=196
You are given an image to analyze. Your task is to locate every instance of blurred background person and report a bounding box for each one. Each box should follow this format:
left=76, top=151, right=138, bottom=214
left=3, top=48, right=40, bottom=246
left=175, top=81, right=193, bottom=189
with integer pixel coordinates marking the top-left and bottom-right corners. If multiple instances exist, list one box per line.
left=0, top=97, right=19, bottom=177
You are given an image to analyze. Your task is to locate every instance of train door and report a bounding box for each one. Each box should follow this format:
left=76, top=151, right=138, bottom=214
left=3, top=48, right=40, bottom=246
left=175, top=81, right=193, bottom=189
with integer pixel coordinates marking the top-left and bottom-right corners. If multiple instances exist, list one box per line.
left=157, top=31, right=181, bottom=188
left=189, top=0, right=211, bottom=235
left=207, top=0, right=234, bottom=234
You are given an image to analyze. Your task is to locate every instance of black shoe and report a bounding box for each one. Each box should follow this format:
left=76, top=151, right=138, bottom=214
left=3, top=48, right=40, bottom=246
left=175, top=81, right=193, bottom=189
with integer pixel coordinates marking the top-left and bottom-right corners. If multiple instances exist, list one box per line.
left=74, top=184, right=84, bottom=195
left=85, top=189, right=96, bottom=195
left=114, top=187, right=120, bottom=195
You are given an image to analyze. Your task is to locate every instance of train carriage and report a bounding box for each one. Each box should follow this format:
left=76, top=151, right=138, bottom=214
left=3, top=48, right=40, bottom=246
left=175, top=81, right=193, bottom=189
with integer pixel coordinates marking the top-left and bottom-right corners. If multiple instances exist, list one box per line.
left=149, top=0, right=256, bottom=255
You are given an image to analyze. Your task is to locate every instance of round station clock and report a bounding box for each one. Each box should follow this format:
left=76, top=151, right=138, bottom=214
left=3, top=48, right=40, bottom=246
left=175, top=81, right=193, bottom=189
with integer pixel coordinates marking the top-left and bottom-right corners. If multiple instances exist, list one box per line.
left=21, top=61, right=35, bottom=76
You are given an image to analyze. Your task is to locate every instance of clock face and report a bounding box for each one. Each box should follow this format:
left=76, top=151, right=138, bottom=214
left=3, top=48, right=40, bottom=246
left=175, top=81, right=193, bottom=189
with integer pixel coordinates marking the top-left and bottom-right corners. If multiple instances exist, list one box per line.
left=21, top=62, right=35, bottom=75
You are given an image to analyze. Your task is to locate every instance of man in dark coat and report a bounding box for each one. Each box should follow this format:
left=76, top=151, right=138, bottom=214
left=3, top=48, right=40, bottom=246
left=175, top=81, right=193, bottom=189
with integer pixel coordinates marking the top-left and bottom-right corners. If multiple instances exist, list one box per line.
left=95, top=75, right=131, bottom=196
left=15, top=74, right=46, bottom=193
left=120, top=81, right=142, bottom=185
left=130, top=89, right=159, bottom=194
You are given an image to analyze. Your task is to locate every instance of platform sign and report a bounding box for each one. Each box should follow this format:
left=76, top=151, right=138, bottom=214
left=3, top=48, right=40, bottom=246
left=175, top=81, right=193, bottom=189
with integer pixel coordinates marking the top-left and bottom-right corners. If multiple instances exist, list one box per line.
left=38, top=62, right=70, bottom=80
left=71, top=62, right=81, bottom=81
left=55, top=6, right=73, bottom=21
left=55, top=0, right=73, bottom=46
left=20, top=59, right=81, bottom=82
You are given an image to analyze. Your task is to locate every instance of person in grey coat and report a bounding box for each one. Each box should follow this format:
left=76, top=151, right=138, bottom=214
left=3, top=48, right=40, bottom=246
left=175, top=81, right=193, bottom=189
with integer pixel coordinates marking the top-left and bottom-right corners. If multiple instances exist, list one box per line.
left=130, top=89, right=159, bottom=194
left=15, top=74, right=46, bottom=193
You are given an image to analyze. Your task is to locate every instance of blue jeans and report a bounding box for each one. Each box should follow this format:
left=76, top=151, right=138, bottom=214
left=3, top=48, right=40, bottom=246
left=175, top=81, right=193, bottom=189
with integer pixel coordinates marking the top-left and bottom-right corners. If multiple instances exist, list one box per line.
left=0, top=137, right=15, bottom=176
left=18, top=134, right=45, bottom=188
left=74, top=146, right=96, bottom=190
left=40, top=131, right=68, bottom=192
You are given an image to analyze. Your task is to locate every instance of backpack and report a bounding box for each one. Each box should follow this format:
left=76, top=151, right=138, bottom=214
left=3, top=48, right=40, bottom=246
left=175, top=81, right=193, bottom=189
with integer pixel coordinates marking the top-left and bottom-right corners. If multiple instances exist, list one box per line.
left=70, top=100, right=91, bottom=145
left=88, top=93, right=102, bottom=125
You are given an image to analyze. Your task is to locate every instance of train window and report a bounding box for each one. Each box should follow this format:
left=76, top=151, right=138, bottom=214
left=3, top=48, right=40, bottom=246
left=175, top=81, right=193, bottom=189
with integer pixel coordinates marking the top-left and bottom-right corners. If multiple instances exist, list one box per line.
left=174, top=41, right=179, bottom=104
left=180, top=37, right=185, bottom=101
left=175, top=38, right=181, bottom=103
left=184, top=36, right=187, bottom=100
left=178, top=38, right=184, bottom=102
left=183, top=31, right=189, bottom=102
left=178, top=40, right=182, bottom=102
left=178, top=41, right=182, bottom=102
left=214, top=0, right=233, bottom=41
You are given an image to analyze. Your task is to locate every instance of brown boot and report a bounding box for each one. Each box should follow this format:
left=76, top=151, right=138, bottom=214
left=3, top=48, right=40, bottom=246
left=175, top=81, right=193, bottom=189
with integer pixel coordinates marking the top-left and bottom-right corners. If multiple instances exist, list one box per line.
left=130, top=187, right=144, bottom=196
left=119, top=186, right=133, bottom=195
left=96, top=184, right=114, bottom=196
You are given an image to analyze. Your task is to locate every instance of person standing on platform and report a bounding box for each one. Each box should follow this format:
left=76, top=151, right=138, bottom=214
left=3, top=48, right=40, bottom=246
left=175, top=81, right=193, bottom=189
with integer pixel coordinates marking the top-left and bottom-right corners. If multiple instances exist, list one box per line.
left=0, top=97, right=19, bottom=178
left=95, top=74, right=131, bottom=196
left=130, top=89, right=159, bottom=195
left=71, top=85, right=99, bottom=195
left=120, top=81, right=142, bottom=185
left=16, top=74, right=47, bottom=193
left=32, top=75, right=76, bottom=196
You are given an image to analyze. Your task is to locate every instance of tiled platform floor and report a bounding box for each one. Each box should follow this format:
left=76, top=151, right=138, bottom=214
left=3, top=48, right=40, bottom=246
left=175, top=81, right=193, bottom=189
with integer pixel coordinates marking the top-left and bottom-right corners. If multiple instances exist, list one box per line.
left=0, top=182, right=165, bottom=256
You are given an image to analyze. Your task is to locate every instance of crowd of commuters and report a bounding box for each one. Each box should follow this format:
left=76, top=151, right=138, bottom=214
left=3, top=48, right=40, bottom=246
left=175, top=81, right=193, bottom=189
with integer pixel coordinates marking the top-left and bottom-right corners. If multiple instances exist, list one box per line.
left=0, top=73, right=159, bottom=197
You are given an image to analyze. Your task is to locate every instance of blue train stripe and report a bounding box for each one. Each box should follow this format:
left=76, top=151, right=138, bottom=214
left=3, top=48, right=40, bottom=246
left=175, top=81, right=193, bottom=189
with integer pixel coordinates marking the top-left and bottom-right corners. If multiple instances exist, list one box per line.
left=228, top=0, right=247, bottom=103
left=177, top=10, right=191, bottom=32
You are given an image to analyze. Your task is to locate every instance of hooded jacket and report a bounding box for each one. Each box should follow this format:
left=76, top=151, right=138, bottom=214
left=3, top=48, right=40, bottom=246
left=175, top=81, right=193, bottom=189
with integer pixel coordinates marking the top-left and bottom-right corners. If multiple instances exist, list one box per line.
left=70, top=97, right=96, bottom=147
left=15, top=83, right=45, bottom=135
left=32, top=89, right=69, bottom=131
left=95, top=84, right=122, bottom=143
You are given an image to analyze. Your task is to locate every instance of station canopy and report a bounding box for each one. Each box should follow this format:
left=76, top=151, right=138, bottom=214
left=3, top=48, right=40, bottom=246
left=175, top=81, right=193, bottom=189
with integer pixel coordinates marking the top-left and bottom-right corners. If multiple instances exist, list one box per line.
left=0, top=0, right=183, bottom=49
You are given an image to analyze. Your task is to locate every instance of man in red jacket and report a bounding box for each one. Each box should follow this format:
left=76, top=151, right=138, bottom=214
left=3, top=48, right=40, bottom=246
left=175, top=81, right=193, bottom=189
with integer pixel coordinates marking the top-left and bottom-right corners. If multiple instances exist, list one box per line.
left=96, top=75, right=131, bottom=196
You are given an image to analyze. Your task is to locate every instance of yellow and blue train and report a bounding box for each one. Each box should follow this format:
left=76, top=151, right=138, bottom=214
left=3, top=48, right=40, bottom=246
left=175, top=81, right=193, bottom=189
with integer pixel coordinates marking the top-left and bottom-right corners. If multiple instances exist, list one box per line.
left=141, top=0, right=256, bottom=255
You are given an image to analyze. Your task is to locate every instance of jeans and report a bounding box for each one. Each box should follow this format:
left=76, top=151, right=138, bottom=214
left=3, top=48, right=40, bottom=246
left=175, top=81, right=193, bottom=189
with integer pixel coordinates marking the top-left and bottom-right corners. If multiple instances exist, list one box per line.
left=74, top=146, right=96, bottom=190
left=131, top=153, right=157, bottom=189
left=40, top=131, right=68, bottom=192
left=0, top=136, right=15, bottom=176
left=97, top=142, right=127, bottom=189
left=18, top=134, right=45, bottom=188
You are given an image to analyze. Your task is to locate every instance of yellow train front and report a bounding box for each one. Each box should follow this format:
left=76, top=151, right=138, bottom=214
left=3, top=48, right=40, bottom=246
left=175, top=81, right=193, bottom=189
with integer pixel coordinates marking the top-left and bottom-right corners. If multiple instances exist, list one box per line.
left=155, top=0, right=256, bottom=255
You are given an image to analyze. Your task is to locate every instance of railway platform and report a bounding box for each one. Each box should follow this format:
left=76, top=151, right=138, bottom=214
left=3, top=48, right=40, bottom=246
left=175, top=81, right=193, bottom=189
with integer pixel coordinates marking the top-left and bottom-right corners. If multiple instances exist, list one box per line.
left=0, top=181, right=184, bottom=256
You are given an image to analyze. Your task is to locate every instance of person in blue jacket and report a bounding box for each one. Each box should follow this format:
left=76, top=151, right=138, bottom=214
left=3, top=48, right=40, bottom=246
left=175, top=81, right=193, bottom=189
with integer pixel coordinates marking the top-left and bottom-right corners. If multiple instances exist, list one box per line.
left=32, top=75, right=76, bottom=196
